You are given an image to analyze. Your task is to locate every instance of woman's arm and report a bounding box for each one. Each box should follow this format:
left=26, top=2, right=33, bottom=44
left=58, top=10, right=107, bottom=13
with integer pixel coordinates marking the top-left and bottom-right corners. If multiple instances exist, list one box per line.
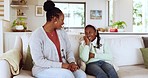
left=62, top=31, right=76, bottom=63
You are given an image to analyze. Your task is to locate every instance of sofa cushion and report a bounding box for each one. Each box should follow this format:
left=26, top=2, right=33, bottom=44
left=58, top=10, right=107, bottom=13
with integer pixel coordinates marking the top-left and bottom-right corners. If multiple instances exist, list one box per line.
left=21, top=34, right=31, bottom=64
left=14, top=36, right=22, bottom=53
left=13, top=70, right=34, bottom=78
left=142, top=37, right=148, bottom=48
left=140, top=48, right=148, bottom=68
left=106, top=37, right=144, bottom=66
left=68, top=35, right=83, bottom=63
left=22, top=45, right=33, bottom=71
left=118, top=65, right=148, bottom=78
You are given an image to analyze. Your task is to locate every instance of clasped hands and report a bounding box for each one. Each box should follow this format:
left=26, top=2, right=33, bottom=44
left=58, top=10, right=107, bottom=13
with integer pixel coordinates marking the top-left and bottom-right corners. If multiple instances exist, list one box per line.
left=62, top=62, right=79, bottom=72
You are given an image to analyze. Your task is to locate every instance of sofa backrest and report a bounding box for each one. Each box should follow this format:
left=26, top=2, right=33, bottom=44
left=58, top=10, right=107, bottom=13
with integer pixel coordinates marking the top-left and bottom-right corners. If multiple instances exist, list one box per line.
left=104, top=36, right=144, bottom=66
left=14, top=33, right=31, bottom=64
left=19, top=33, right=146, bottom=67
left=68, top=34, right=83, bottom=63
left=69, top=35, right=146, bottom=67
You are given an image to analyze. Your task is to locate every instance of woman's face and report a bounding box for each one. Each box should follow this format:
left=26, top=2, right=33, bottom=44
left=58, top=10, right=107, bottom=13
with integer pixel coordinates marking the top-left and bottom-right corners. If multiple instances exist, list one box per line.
left=85, top=27, right=97, bottom=42
left=55, top=14, right=64, bottom=29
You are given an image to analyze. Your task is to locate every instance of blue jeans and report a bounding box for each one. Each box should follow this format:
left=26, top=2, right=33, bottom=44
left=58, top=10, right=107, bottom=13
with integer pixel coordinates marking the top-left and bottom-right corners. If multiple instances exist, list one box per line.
left=85, top=60, right=119, bottom=78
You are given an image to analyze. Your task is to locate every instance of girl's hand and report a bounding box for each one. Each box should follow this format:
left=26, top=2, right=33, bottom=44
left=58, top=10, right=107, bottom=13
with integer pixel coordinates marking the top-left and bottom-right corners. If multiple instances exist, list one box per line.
left=89, top=52, right=95, bottom=59
left=84, top=36, right=90, bottom=45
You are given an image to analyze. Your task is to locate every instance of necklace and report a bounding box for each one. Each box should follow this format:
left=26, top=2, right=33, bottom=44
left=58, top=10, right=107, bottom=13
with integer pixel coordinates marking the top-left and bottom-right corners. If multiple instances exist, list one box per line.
left=50, top=34, right=54, bottom=36
left=47, top=30, right=55, bottom=37
left=47, top=32, right=54, bottom=36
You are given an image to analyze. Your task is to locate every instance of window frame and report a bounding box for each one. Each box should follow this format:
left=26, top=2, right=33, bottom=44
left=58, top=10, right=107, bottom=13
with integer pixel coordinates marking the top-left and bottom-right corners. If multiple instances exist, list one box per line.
left=54, top=1, right=86, bottom=29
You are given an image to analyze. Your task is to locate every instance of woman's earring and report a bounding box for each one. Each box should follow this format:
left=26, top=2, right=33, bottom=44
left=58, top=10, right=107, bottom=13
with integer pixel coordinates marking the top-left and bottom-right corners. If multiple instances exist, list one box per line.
left=54, top=21, right=57, bottom=24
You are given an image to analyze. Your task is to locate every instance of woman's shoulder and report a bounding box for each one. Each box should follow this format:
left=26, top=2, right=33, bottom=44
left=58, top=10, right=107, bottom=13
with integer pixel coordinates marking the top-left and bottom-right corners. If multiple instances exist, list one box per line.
left=33, top=27, right=45, bottom=34
left=57, top=29, right=68, bottom=37
left=57, top=29, right=67, bottom=34
left=31, top=27, right=45, bottom=38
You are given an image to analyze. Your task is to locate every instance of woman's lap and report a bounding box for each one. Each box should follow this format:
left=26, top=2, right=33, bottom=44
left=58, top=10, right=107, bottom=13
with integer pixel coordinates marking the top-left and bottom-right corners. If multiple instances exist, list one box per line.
left=35, top=68, right=86, bottom=78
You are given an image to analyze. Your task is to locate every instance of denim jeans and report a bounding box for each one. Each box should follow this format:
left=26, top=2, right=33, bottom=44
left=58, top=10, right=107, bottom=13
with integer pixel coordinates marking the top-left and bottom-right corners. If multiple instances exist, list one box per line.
left=85, top=60, right=119, bottom=78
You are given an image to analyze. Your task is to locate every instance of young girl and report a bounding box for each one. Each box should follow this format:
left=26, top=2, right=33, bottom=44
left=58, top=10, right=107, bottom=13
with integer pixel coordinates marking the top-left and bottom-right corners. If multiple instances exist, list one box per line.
left=79, top=25, right=118, bottom=78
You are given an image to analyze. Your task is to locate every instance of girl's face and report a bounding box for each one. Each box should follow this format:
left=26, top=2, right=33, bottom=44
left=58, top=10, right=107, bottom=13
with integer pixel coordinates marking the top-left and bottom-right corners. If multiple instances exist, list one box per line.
left=55, top=14, right=64, bottom=29
left=85, top=27, right=97, bottom=42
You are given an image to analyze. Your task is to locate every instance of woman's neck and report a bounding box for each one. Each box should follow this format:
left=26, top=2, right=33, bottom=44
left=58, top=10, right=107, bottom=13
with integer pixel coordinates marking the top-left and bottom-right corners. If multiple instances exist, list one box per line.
left=43, top=22, right=55, bottom=32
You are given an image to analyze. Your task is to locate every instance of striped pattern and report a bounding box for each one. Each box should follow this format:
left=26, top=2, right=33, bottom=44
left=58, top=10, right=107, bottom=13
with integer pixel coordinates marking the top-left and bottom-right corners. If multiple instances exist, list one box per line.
left=0, top=0, right=4, bottom=16
left=0, top=0, right=3, bottom=2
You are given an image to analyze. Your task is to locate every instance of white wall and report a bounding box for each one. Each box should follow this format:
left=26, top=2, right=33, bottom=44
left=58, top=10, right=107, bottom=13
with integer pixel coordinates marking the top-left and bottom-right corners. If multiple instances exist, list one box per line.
left=86, top=0, right=108, bottom=28
left=10, top=0, right=109, bottom=31
left=4, top=0, right=10, bottom=21
left=9, top=0, right=133, bottom=32
left=113, top=0, right=133, bottom=32
left=26, top=5, right=46, bottom=31
left=0, top=20, right=10, bottom=54
left=0, top=20, right=3, bottom=54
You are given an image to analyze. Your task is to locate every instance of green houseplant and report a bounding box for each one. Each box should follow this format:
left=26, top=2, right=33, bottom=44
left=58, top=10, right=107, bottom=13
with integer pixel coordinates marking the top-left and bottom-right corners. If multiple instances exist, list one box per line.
left=112, top=21, right=127, bottom=29
left=12, top=17, right=27, bottom=30
left=111, top=21, right=127, bottom=32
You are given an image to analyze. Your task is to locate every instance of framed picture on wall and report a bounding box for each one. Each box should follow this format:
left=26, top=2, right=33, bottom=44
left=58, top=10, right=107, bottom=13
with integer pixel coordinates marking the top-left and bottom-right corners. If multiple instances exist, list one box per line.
left=35, top=5, right=44, bottom=16
left=90, top=10, right=102, bottom=20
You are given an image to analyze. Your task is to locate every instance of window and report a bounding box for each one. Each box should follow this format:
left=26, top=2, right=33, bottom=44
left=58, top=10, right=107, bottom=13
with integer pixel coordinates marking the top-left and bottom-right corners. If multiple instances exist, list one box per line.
left=133, top=0, right=148, bottom=32
left=55, top=2, right=85, bottom=29
left=108, top=0, right=113, bottom=26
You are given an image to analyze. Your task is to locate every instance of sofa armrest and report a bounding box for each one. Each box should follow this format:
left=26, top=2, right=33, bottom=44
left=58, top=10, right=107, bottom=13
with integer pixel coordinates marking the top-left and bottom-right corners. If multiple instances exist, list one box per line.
left=0, top=60, right=12, bottom=78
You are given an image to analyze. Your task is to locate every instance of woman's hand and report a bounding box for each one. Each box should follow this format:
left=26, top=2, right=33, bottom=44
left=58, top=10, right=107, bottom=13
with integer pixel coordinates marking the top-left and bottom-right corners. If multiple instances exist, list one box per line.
left=69, top=62, right=79, bottom=72
left=89, top=52, right=95, bottom=59
left=62, top=62, right=79, bottom=72
left=62, top=63, right=70, bottom=69
left=84, top=36, right=90, bottom=45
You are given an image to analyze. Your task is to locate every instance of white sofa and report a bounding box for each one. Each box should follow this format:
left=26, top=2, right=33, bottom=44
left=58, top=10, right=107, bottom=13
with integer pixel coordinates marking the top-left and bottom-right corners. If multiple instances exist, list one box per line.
left=1, top=33, right=148, bottom=78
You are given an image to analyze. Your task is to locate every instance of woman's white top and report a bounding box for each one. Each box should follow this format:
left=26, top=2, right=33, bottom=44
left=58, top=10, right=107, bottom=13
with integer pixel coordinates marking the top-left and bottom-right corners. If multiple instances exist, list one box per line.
left=29, top=27, right=75, bottom=75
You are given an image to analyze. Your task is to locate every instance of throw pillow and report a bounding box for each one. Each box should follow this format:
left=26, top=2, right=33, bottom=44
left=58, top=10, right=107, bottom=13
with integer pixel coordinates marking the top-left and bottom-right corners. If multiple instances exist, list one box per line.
left=142, top=37, right=148, bottom=48
left=140, top=48, right=148, bottom=68
left=22, top=45, right=33, bottom=71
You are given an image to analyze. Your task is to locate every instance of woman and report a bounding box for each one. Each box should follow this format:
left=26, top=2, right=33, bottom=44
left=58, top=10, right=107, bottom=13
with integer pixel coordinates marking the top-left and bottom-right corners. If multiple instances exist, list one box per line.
left=29, top=1, right=86, bottom=78
left=79, top=25, right=118, bottom=78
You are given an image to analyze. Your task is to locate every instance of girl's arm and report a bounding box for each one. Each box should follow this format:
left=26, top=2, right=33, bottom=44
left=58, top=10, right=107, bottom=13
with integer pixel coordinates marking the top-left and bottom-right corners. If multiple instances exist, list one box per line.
left=79, top=41, right=90, bottom=62
left=94, top=40, right=113, bottom=61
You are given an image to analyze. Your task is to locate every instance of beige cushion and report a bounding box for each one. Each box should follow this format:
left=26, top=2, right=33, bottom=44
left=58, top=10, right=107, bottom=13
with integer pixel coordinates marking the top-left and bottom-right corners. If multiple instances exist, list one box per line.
left=87, top=75, right=95, bottom=78
left=106, top=37, right=144, bottom=66
left=13, top=70, right=34, bottom=78
left=118, top=65, right=148, bottom=78
left=21, top=34, right=31, bottom=64
left=14, top=36, right=22, bottom=52
left=22, top=45, right=33, bottom=71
